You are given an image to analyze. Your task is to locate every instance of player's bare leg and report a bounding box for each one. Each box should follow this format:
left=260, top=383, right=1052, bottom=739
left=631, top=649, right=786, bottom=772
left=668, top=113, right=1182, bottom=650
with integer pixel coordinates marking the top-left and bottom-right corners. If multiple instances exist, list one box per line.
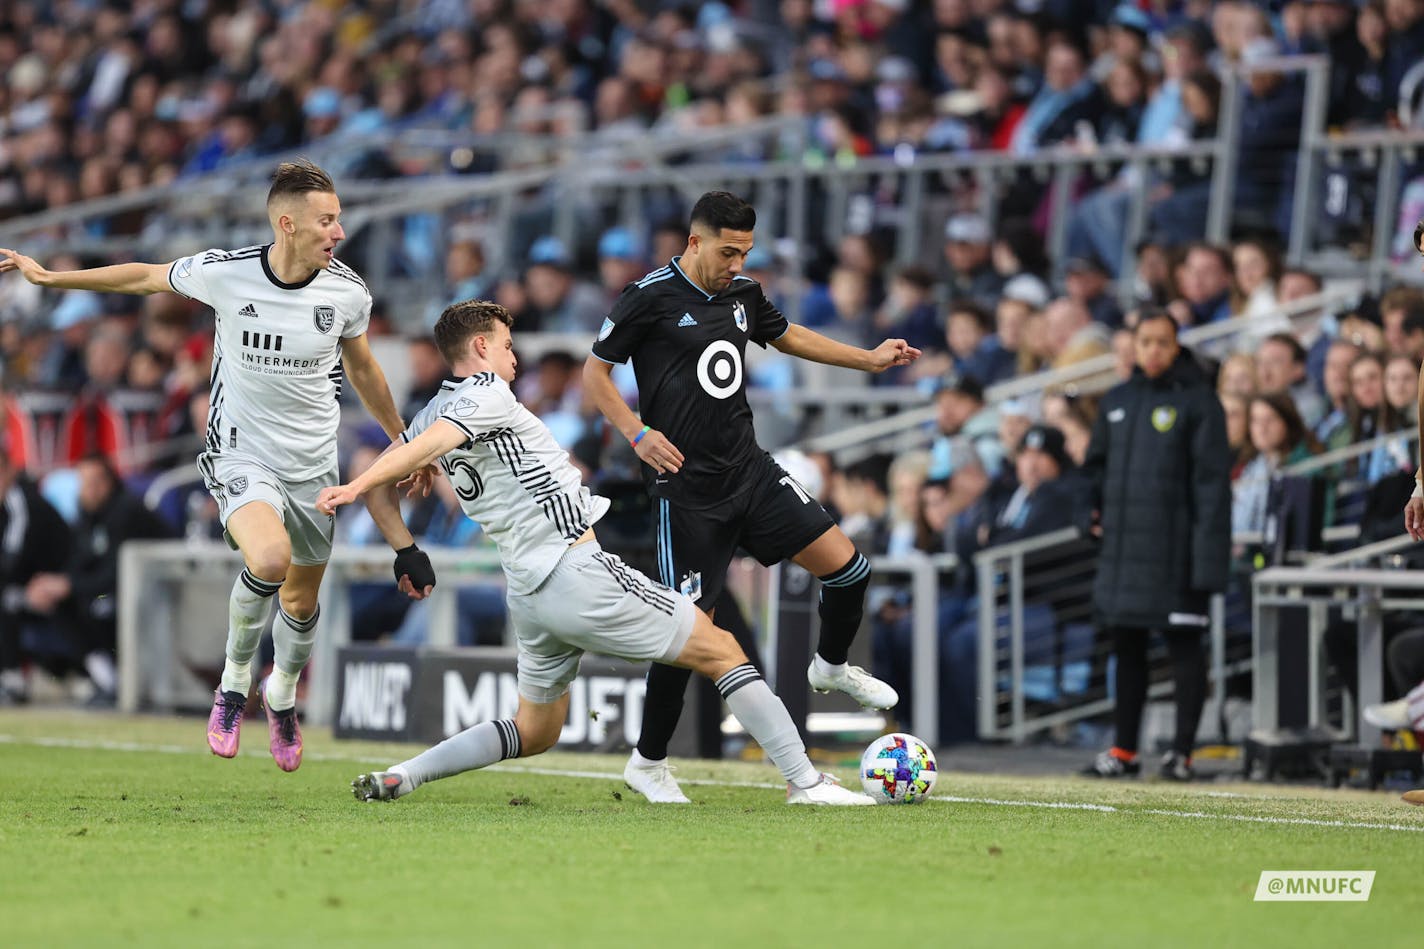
left=792, top=527, right=898, bottom=711
left=355, top=695, right=567, bottom=801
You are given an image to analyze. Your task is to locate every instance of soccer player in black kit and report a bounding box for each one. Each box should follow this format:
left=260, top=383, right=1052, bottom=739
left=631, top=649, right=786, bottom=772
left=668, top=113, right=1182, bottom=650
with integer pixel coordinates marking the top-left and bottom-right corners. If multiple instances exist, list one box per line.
left=584, top=192, right=921, bottom=803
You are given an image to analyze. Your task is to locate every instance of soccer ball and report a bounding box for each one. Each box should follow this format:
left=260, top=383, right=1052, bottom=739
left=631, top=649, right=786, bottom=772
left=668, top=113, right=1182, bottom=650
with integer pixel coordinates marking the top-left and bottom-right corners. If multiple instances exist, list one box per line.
left=860, top=732, right=938, bottom=804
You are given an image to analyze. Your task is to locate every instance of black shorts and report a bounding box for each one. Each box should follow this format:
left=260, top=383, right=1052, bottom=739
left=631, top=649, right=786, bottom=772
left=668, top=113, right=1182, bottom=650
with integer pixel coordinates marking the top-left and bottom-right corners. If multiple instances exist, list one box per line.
left=651, top=452, right=836, bottom=610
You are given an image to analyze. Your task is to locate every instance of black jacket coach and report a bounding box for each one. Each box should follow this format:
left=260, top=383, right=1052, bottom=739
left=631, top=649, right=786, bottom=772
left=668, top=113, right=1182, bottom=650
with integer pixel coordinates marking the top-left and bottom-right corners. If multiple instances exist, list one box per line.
left=1083, top=351, right=1231, bottom=629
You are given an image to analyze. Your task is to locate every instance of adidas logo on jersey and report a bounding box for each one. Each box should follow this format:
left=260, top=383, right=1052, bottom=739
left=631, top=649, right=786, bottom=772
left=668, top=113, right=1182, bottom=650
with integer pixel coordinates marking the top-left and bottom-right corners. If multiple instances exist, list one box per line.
left=677, top=313, right=698, bottom=327
left=238, top=303, right=258, bottom=318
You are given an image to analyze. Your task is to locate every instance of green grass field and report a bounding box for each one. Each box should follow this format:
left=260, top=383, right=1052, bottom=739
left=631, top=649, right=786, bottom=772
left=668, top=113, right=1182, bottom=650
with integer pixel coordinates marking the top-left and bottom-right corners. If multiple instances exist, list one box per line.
left=1, top=710, right=1419, bottom=948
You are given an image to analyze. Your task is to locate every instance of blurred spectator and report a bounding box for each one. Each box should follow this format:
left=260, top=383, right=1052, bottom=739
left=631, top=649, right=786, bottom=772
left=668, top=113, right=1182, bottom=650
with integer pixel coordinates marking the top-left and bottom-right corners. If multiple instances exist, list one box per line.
left=1063, top=255, right=1124, bottom=329
left=1348, top=351, right=1413, bottom=484
left=1346, top=0, right=1392, bottom=130
left=0, top=444, right=71, bottom=703
left=1220, top=392, right=1252, bottom=479
left=1379, top=287, right=1424, bottom=360
left=1257, top=332, right=1327, bottom=428
left=1316, top=338, right=1364, bottom=447
left=1174, top=243, right=1234, bottom=325
left=522, top=236, right=606, bottom=334
left=35, top=454, right=173, bottom=705
left=1231, top=238, right=1281, bottom=318
left=1235, top=38, right=1306, bottom=234
left=941, top=213, right=1005, bottom=312
left=1009, top=39, right=1099, bottom=155
left=930, top=375, right=1003, bottom=480
left=874, top=265, right=940, bottom=356
left=596, top=227, right=648, bottom=304
left=832, top=454, right=893, bottom=554
left=402, top=337, right=448, bottom=422
left=1043, top=298, right=1112, bottom=368
left=1082, top=310, right=1230, bottom=781
left=1232, top=392, right=1320, bottom=533
left=1385, top=353, right=1420, bottom=426
left=1216, top=352, right=1258, bottom=400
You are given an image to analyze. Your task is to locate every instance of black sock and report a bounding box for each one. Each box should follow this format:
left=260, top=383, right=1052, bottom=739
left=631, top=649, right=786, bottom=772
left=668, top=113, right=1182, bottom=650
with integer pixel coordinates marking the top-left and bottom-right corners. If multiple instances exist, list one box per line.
left=815, top=552, right=871, bottom=665
left=1165, top=626, right=1206, bottom=757
left=1111, top=626, right=1148, bottom=754
left=635, top=662, right=695, bottom=760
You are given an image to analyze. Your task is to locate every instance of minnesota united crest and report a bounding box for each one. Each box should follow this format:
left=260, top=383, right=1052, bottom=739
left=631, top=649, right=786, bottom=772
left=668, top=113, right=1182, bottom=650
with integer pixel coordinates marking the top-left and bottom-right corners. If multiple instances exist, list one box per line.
left=732, top=300, right=748, bottom=333
left=313, top=305, right=335, bottom=334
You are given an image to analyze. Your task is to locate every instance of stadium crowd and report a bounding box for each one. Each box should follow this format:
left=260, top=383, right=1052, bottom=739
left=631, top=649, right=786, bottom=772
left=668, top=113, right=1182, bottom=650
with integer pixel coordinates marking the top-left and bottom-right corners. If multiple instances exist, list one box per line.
left=1, top=0, right=1423, bottom=748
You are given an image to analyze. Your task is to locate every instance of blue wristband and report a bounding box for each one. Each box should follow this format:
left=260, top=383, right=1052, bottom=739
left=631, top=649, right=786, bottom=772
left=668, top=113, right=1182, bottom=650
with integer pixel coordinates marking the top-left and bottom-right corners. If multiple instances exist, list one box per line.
left=631, top=425, right=651, bottom=447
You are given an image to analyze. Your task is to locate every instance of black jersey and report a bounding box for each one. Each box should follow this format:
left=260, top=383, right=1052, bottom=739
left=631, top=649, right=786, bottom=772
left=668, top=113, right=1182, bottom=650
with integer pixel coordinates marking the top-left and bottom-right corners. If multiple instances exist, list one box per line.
left=591, top=257, right=789, bottom=509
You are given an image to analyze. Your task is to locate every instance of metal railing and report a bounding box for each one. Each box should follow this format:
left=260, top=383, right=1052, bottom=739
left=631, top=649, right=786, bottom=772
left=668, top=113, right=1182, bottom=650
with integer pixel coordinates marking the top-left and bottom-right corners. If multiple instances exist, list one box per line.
left=1251, top=534, right=1424, bottom=747
left=975, top=527, right=1235, bottom=744
left=798, top=286, right=1358, bottom=459
left=117, top=539, right=506, bottom=726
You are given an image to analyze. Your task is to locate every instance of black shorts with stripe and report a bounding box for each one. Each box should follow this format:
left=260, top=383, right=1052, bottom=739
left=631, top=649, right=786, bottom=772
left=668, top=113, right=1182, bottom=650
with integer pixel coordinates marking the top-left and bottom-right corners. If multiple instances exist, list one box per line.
left=652, top=450, right=835, bottom=610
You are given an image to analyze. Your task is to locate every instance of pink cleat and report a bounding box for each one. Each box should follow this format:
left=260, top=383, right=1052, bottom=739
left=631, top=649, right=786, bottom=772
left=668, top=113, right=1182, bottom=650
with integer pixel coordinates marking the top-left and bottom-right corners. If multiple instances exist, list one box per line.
left=260, top=680, right=303, bottom=772
left=206, top=689, right=246, bottom=758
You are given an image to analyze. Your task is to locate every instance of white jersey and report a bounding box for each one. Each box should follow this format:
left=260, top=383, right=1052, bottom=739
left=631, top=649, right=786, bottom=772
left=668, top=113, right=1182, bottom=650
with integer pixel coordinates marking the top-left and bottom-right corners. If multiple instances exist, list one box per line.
left=404, top=374, right=609, bottom=594
left=168, top=244, right=372, bottom=481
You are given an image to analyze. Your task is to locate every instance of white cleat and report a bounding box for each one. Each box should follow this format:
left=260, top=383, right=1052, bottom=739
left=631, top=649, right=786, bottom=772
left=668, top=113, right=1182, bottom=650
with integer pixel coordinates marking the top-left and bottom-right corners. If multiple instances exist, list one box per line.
left=1363, top=698, right=1413, bottom=730
left=807, top=662, right=899, bottom=710
left=623, top=754, right=691, bottom=803
left=352, top=770, right=410, bottom=802
left=787, top=772, right=876, bottom=805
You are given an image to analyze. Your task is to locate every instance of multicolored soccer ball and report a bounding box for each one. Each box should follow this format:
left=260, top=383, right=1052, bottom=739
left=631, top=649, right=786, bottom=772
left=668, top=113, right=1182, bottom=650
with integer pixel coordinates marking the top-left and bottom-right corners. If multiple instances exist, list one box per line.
left=860, top=732, right=938, bottom=804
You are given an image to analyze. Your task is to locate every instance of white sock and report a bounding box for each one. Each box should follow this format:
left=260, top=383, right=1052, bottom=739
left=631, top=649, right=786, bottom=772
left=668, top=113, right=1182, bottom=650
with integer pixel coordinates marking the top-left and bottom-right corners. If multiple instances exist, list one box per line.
left=221, top=568, right=281, bottom=694
left=264, top=667, right=300, bottom=712
left=715, top=663, right=821, bottom=789
left=396, top=719, right=521, bottom=791
left=812, top=654, right=846, bottom=678
left=84, top=651, right=117, bottom=693
left=629, top=748, right=665, bottom=767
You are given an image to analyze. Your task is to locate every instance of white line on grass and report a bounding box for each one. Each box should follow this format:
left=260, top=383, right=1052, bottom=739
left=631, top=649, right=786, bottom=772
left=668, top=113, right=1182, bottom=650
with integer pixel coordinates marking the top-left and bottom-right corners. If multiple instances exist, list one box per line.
left=4, top=732, right=1421, bottom=833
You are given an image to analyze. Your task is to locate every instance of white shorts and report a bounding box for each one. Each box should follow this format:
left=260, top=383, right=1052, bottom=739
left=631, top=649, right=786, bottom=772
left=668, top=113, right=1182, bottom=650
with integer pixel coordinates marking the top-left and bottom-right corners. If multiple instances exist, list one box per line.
left=508, top=541, right=696, bottom=703
left=197, top=452, right=337, bottom=566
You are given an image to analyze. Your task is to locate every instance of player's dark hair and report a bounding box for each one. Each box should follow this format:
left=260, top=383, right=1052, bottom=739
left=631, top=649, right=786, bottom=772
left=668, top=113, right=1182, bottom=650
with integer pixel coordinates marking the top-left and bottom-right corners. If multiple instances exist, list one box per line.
left=1414, top=218, right=1423, bottom=255
left=267, top=158, right=336, bottom=206
left=434, top=300, right=515, bottom=366
left=690, top=191, right=756, bottom=234
left=1133, top=305, right=1178, bottom=339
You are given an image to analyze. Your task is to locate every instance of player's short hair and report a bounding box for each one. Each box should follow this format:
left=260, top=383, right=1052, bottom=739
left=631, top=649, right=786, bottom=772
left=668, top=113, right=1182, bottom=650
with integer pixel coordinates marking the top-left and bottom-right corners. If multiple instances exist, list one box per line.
left=1414, top=218, right=1423, bottom=255
left=690, top=191, right=756, bottom=235
left=434, top=300, right=514, bottom=366
left=267, top=159, right=336, bottom=207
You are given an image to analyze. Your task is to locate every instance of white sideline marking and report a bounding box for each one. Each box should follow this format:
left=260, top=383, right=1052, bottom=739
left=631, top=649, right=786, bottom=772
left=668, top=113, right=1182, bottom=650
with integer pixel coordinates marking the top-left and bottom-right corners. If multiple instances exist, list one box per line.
left=3, top=733, right=1422, bottom=833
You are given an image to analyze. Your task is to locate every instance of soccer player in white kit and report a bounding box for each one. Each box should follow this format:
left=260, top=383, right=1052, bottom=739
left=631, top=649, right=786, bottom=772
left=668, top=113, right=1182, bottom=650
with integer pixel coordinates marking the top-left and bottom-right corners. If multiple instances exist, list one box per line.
left=317, top=300, right=873, bottom=805
left=0, top=160, right=415, bottom=771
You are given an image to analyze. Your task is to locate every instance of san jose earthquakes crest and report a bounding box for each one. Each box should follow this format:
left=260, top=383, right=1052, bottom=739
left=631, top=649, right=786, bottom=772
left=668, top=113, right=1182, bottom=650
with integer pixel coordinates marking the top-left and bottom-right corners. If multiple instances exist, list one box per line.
left=732, top=301, right=747, bottom=333
left=313, top=305, right=335, bottom=334
left=228, top=476, right=248, bottom=496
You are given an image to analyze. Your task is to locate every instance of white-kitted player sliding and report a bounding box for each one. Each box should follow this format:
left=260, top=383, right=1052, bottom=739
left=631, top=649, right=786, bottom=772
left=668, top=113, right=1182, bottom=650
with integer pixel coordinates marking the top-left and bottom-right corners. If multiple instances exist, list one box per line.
left=316, top=299, right=873, bottom=805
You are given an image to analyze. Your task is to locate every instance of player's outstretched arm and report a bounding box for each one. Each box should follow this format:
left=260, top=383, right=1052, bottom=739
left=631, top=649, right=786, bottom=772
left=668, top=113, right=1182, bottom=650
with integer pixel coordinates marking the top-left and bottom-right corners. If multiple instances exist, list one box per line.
left=0, top=248, right=174, bottom=295
left=316, top=420, right=465, bottom=516
left=769, top=324, right=921, bottom=373
left=341, top=335, right=437, bottom=497
left=582, top=355, right=683, bottom=474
